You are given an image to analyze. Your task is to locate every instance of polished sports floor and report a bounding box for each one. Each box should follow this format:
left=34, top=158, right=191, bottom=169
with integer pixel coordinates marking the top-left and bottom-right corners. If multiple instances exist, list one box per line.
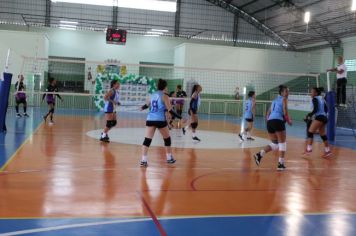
left=1, top=108, right=356, bottom=236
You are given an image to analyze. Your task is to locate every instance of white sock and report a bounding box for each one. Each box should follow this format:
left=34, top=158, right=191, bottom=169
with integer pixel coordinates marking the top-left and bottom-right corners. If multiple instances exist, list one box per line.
left=260, top=150, right=266, bottom=157
left=192, top=132, right=196, bottom=138
left=325, top=146, right=330, bottom=152
left=166, top=153, right=172, bottom=160
left=279, top=157, right=284, bottom=164
left=101, top=133, right=107, bottom=138
left=142, top=155, right=148, bottom=162
left=307, top=145, right=312, bottom=152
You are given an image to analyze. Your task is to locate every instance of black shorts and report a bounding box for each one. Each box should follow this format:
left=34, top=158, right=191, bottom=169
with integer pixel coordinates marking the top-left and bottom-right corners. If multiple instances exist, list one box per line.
left=146, top=121, right=168, bottom=129
left=16, top=98, right=26, bottom=104
left=188, top=109, right=197, bottom=115
left=315, top=115, right=328, bottom=124
left=267, top=119, right=286, bottom=133
left=245, top=116, right=254, bottom=123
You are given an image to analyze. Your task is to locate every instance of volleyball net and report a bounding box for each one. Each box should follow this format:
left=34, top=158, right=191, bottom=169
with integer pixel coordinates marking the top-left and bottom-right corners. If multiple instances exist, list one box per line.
left=7, top=56, right=320, bottom=118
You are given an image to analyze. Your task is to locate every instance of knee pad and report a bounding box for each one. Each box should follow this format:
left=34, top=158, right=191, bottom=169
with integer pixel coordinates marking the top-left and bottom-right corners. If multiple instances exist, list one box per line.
left=279, top=142, right=287, bottom=152
left=307, top=132, right=314, bottom=139
left=143, top=138, right=152, bottom=147
left=112, top=120, right=117, bottom=127
left=191, top=122, right=198, bottom=129
left=177, top=109, right=183, bottom=116
left=164, top=137, right=171, bottom=147
left=269, top=141, right=279, bottom=151
left=106, top=120, right=115, bottom=129
left=321, top=135, right=328, bottom=142
left=49, top=108, right=55, bottom=113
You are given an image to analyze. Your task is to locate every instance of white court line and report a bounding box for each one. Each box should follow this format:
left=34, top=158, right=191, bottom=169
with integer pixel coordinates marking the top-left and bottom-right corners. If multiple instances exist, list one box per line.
left=0, top=218, right=151, bottom=236
left=3, top=212, right=356, bottom=235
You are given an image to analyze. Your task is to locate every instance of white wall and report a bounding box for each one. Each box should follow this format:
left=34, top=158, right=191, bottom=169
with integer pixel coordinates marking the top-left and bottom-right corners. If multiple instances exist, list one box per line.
left=173, top=43, right=323, bottom=96
left=0, top=30, right=48, bottom=83
left=176, top=43, right=316, bottom=73
left=44, top=28, right=183, bottom=64
left=343, top=36, right=356, bottom=60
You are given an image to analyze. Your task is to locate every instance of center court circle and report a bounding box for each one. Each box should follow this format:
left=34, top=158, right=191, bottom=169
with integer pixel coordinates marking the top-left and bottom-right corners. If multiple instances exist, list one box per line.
left=86, top=128, right=270, bottom=149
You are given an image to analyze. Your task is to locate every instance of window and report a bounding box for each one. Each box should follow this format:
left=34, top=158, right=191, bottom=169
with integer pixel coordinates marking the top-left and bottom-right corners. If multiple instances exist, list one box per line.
left=345, top=59, right=356, bottom=71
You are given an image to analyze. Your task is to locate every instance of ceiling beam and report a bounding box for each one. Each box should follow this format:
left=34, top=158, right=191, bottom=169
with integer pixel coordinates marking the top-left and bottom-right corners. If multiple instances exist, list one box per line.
left=250, top=2, right=280, bottom=15
left=260, top=0, right=324, bottom=24
left=233, top=14, right=239, bottom=46
left=284, top=1, right=341, bottom=47
left=174, top=0, right=182, bottom=37
left=205, top=0, right=294, bottom=50
left=239, top=0, right=259, bottom=9
left=45, top=0, right=51, bottom=27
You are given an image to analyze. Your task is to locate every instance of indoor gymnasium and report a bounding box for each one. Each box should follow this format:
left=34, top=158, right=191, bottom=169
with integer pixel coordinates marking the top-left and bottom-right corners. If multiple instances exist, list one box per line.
left=1, top=0, right=356, bottom=235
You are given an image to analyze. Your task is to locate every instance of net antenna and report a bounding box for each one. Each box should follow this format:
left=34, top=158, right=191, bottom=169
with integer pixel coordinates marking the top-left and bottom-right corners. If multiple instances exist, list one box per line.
left=2, top=48, right=11, bottom=80
left=326, top=71, right=331, bottom=92
left=240, top=86, right=247, bottom=134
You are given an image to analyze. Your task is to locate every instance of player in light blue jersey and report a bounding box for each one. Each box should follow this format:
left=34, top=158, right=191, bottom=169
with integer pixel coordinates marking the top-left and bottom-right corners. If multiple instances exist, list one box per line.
left=100, top=79, right=120, bottom=142
left=254, top=85, right=292, bottom=171
left=239, top=91, right=256, bottom=141
left=303, top=87, right=332, bottom=158
left=140, top=79, right=182, bottom=167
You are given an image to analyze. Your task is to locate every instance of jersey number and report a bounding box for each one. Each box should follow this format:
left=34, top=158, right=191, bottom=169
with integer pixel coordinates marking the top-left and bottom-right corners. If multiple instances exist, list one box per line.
left=151, top=100, right=158, bottom=112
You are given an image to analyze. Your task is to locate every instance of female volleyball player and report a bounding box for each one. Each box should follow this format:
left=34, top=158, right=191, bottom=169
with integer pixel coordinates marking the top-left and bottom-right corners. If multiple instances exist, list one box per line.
left=239, top=91, right=256, bottom=141
left=303, top=87, right=332, bottom=157
left=140, top=79, right=182, bottom=167
left=42, top=78, right=62, bottom=125
left=100, top=79, right=120, bottom=142
left=253, top=85, right=292, bottom=171
left=168, top=85, right=187, bottom=129
left=14, top=75, right=29, bottom=117
left=175, top=85, right=187, bottom=128
left=183, top=84, right=202, bottom=141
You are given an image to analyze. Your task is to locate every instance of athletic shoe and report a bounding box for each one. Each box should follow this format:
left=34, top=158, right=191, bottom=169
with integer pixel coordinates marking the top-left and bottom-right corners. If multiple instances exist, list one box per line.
left=167, top=158, right=176, bottom=164
left=140, top=161, right=148, bottom=167
left=277, top=163, right=286, bottom=171
left=302, top=150, right=312, bottom=157
left=247, top=137, right=255, bottom=141
left=238, top=133, right=244, bottom=142
left=100, top=136, right=110, bottom=143
left=49, top=120, right=54, bottom=125
left=322, top=151, right=333, bottom=158
left=23, top=113, right=29, bottom=117
left=192, top=136, right=201, bottom=142
left=182, top=127, right=186, bottom=135
left=16, top=113, right=22, bottom=118
left=253, top=152, right=262, bottom=166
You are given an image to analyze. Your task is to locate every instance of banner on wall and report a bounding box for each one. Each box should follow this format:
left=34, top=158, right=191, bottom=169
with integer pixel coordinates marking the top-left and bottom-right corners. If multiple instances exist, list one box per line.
left=288, top=94, right=311, bottom=111
left=94, top=64, right=157, bottom=111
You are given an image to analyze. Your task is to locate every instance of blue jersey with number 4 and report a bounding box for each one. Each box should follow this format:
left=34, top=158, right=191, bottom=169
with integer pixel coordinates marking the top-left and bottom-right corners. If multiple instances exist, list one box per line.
left=268, top=95, right=284, bottom=121
left=314, top=96, right=327, bottom=117
left=244, top=98, right=253, bottom=119
left=147, top=91, right=166, bottom=121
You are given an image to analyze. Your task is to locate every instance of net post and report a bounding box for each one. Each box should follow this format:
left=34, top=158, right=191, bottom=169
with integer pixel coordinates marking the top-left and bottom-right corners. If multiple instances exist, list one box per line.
left=326, top=71, right=336, bottom=141
left=0, top=72, right=13, bottom=132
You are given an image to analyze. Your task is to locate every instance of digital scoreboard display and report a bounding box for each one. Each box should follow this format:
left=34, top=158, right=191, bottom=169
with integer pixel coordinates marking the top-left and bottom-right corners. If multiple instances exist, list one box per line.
left=106, top=28, right=127, bottom=45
